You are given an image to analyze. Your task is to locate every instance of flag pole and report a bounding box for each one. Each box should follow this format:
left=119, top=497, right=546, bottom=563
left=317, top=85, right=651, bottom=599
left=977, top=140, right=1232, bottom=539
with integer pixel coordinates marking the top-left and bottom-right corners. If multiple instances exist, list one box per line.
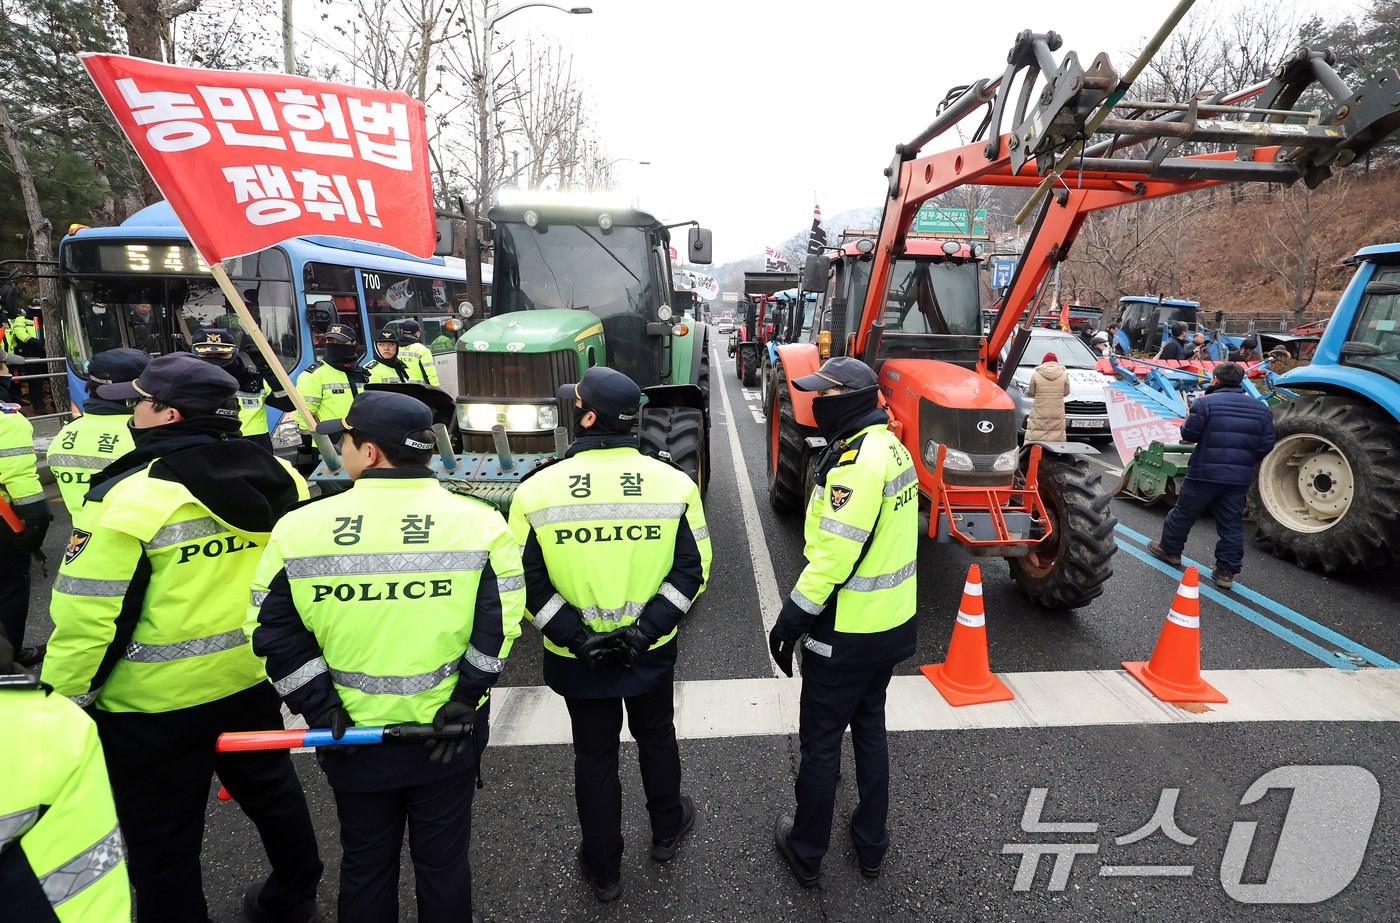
left=208, top=263, right=341, bottom=470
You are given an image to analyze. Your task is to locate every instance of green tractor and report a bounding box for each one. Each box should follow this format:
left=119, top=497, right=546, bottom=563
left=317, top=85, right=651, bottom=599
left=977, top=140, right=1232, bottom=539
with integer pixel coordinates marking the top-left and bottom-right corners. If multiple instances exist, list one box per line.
left=449, top=196, right=714, bottom=509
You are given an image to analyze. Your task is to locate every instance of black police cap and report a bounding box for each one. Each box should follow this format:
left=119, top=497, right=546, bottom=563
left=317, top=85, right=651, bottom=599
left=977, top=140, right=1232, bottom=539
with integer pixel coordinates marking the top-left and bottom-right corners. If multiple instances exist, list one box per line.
left=325, top=323, right=358, bottom=344
left=88, top=348, right=150, bottom=387
left=97, top=352, right=238, bottom=414
left=316, top=390, right=434, bottom=450
left=557, top=366, right=641, bottom=422
left=191, top=328, right=238, bottom=361
left=374, top=329, right=400, bottom=346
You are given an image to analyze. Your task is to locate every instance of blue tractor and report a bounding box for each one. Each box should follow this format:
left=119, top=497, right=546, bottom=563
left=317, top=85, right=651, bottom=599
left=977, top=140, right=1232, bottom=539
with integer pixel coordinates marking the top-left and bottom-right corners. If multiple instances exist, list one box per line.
left=1247, top=243, right=1400, bottom=572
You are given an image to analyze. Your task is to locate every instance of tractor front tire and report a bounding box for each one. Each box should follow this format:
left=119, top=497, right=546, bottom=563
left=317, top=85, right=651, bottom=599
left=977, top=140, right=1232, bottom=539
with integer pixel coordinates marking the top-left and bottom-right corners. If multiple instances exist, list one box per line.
left=767, top=364, right=815, bottom=512
left=1008, top=453, right=1117, bottom=609
left=1247, top=395, right=1400, bottom=573
left=742, top=350, right=760, bottom=388
left=640, top=405, right=707, bottom=496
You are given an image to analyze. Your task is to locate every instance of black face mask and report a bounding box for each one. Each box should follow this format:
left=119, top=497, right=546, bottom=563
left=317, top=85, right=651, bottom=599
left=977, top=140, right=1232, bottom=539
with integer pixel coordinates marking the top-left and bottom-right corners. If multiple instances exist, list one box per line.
left=325, top=343, right=361, bottom=370
left=811, top=385, right=881, bottom=442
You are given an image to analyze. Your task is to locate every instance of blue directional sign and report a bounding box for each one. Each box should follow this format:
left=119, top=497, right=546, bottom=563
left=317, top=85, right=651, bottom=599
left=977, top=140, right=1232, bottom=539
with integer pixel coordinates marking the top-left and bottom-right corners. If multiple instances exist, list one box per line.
left=991, top=258, right=1016, bottom=289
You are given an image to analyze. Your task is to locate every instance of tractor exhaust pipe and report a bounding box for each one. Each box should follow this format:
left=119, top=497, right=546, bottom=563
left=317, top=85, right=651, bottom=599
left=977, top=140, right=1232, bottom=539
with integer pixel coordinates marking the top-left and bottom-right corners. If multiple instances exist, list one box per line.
left=491, top=424, right=515, bottom=473
left=432, top=423, right=458, bottom=474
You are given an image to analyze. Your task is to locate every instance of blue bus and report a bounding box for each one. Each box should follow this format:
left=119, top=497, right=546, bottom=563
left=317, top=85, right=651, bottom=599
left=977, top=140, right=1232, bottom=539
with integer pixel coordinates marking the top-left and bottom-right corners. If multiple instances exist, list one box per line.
left=58, top=201, right=489, bottom=451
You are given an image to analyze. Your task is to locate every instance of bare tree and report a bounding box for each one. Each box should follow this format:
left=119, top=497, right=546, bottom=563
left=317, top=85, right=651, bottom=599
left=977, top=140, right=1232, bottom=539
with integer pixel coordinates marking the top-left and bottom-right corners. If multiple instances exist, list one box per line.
left=1252, top=176, right=1349, bottom=320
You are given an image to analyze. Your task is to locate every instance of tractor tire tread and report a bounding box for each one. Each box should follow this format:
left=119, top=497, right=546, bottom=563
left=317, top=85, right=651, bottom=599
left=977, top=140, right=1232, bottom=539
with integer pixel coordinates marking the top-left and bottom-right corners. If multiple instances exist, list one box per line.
left=1008, top=454, right=1118, bottom=609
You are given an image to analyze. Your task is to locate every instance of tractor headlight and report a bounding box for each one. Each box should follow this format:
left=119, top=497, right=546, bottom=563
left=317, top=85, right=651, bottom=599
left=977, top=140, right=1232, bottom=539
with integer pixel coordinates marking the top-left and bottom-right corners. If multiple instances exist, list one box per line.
left=923, top=440, right=974, bottom=471
left=271, top=416, right=301, bottom=450
left=458, top=402, right=558, bottom=433
left=992, top=448, right=1020, bottom=472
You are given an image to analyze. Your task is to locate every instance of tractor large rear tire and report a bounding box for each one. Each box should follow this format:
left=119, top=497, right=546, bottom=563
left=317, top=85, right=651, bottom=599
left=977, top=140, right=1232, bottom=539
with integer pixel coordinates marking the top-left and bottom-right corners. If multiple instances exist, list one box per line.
left=640, top=405, right=707, bottom=496
left=1008, top=453, right=1117, bottom=609
left=1247, top=395, right=1400, bottom=572
left=767, top=363, right=815, bottom=512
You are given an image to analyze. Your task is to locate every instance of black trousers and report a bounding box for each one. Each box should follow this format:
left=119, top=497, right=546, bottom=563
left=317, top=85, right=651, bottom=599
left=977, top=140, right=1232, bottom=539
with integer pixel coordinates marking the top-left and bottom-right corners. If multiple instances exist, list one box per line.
left=565, top=672, right=684, bottom=882
left=789, top=656, right=895, bottom=874
left=329, top=713, right=489, bottom=923
left=95, top=682, right=323, bottom=923
left=0, top=535, right=31, bottom=645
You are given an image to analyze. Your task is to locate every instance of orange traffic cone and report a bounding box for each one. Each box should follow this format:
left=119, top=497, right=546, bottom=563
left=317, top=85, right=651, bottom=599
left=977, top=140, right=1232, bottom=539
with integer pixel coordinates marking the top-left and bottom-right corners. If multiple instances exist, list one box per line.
left=1122, top=566, right=1227, bottom=703
left=921, top=564, right=1014, bottom=706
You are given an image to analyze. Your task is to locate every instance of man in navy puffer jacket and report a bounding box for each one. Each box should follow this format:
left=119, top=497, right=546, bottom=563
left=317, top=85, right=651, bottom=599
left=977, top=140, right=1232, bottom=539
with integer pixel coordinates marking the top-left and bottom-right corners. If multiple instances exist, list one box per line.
left=1149, top=362, right=1275, bottom=589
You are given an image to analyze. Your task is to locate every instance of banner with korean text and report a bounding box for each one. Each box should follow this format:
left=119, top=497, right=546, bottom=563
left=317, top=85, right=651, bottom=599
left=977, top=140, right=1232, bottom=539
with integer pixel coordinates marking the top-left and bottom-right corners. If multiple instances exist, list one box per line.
left=81, top=53, right=436, bottom=262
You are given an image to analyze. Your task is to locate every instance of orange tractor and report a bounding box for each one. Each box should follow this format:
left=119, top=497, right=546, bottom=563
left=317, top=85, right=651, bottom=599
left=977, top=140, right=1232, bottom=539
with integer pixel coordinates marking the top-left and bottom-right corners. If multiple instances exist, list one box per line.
left=767, top=30, right=1400, bottom=608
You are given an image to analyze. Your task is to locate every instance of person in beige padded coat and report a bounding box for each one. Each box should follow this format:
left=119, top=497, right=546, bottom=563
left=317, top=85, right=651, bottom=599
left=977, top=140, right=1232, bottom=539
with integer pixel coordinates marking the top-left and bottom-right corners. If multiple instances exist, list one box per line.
left=1024, top=352, right=1069, bottom=442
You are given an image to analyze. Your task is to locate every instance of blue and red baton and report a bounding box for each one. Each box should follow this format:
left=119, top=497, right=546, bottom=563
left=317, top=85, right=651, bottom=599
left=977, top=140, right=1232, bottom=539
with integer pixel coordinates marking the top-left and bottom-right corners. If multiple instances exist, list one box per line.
left=216, top=723, right=471, bottom=752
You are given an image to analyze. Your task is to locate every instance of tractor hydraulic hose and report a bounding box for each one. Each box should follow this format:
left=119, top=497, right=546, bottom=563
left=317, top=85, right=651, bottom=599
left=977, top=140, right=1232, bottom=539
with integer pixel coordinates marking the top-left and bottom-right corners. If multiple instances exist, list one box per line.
left=900, top=77, right=1001, bottom=160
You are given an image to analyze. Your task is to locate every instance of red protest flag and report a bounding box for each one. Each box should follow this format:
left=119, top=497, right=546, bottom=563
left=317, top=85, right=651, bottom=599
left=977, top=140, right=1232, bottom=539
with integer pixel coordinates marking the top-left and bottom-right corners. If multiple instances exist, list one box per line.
left=81, top=53, right=436, bottom=263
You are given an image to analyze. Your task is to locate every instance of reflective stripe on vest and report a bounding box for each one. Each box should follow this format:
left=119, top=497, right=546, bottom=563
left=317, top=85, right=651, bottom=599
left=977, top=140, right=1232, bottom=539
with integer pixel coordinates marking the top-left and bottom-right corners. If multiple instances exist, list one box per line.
left=46, top=453, right=112, bottom=471
left=465, top=645, right=505, bottom=674
left=10, top=490, right=44, bottom=505
left=496, top=575, right=524, bottom=593
left=55, top=575, right=130, bottom=597
left=790, top=587, right=824, bottom=615
left=251, top=589, right=269, bottom=608
left=0, top=445, right=33, bottom=458
left=39, top=825, right=124, bottom=907
left=330, top=657, right=458, bottom=696
left=69, top=690, right=98, bottom=708
left=883, top=467, right=918, bottom=496
left=145, top=517, right=227, bottom=550
left=843, top=560, right=917, bottom=592
left=284, top=550, right=488, bottom=579
left=802, top=637, right=833, bottom=657
left=0, top=806, right=39, bottom=847
left=819, top=517, right=871, bottom=542
left=524, top=502, right=687, bottom=528
left=691, top=525, right=709, bottom=542
left=274, top=656, right=329, bottom=696
left=581, top=600, right=645, bottom=624
left=658, top=582, right=692, bottom=614
left=534, top=593, right=566, bottom=629
left=123, top=629, right=248, bottom=663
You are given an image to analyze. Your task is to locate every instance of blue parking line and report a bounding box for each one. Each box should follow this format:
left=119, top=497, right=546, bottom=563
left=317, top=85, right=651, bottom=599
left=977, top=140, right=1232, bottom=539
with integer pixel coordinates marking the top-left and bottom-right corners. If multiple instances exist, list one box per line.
left=1114, top=539, right=1354, bottom=670
left=1114, top=523, right=1398, bottom=669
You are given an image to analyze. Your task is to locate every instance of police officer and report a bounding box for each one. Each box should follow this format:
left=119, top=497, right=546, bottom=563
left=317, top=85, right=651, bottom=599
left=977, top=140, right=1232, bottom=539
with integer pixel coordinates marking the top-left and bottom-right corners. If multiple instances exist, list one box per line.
left=768, top=357, right=918, bottom=886
left=191, top=328, right=284, bottom=452
left=248, top=390, right=524, bottom=923
left=41, top=353, right=323, bottom=923
left=48, top=348, right=150, bottom=518
left=364, top=329, right=412, bottom=384
left=396, top=319, right=439, bottom=385
left=508, top=367, right=711, bottom=902
left=0, top=350, right=51, bottom=665
left=294, top=323, right=366, bottom=431
left=4, top=305, right=44, bottom=411
left=0, top=631, right=131, bottom=922
left=293, top=323, right=366, bottom=471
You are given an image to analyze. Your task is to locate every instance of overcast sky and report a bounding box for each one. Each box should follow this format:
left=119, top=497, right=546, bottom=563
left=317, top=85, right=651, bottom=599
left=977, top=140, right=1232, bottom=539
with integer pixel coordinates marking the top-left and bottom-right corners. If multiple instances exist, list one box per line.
left=293, top=0, right=1358, bottom=263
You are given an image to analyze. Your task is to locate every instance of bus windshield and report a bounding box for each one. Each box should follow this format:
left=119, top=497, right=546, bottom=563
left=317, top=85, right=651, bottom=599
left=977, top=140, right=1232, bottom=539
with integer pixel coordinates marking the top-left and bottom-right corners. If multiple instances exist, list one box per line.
left=62, top=241, right=299, bottom=375
left=493, top=221, right=658, bottom=321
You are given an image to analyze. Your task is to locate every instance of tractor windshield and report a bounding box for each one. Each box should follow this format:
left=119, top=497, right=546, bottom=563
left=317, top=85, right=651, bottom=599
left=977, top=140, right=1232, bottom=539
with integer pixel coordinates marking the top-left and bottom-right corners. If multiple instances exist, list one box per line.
left=876, top=258, right=982, bottom=365
left=492, top=221, right=660, bottom=322
left=1343, top=266, right=1400, bottom=382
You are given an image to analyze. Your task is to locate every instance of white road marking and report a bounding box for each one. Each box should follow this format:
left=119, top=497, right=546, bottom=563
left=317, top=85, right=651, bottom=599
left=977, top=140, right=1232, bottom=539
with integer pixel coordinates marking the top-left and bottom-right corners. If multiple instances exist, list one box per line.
left=749, top=408, right=765, bottom=425
left=713, top=348, right=788, bottom=678
left=483, top=668, right=1400, bottom=747
left=742, top=389, right=760, bottom=401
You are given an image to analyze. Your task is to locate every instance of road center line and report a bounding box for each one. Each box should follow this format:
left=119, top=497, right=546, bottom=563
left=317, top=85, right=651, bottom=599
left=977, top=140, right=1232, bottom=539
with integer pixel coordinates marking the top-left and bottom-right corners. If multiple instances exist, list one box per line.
left=712, top=348, right=787, bottom=677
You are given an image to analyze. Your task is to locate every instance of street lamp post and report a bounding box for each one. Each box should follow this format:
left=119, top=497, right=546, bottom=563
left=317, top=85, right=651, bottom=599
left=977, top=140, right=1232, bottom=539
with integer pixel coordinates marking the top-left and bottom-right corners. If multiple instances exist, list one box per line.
left=482, top=3, right=592, bottom=190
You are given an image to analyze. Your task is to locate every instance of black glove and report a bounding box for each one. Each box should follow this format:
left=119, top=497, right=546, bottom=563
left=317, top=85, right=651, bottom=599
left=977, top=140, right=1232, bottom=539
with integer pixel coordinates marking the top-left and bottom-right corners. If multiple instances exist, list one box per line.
left=768, top=625, right=799, bottom=678
left=346, top=366, right=371, bottom=385
left=314, top=704, right=352, bottom=741
left=232, top=359, right=262, bottom=394
left=19, top=516, right=48, bottom=556
left=613, top=624, right=655, bottom=667
left=424, top=695, right=478, bottom=764
left=573, top=628, right=627, bottom=671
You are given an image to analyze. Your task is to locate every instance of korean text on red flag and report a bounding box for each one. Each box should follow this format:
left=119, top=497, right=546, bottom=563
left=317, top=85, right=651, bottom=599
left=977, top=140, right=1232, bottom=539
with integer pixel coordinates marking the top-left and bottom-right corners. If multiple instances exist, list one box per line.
left=81, top=53, right=436, bottom=262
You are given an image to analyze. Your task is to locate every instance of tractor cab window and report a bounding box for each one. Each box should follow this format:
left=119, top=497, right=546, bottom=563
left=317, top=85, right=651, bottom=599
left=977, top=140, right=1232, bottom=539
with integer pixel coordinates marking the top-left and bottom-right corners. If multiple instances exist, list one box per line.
left=1343, top=267, right=1400, bottom=382
left=875, top=259, right=981, bottom=365
left=493, top=221, right=657, bottom=320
